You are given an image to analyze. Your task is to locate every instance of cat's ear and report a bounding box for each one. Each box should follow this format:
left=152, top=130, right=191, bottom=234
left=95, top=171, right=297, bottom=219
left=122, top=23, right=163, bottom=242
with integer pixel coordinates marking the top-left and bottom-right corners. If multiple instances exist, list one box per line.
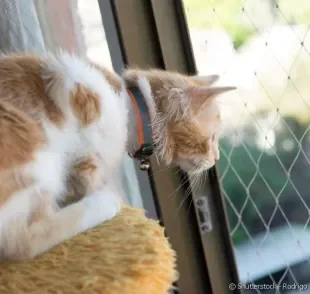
left=192, top=75, right=220, bottom=86
left=187, top=86, right=236, bottom=112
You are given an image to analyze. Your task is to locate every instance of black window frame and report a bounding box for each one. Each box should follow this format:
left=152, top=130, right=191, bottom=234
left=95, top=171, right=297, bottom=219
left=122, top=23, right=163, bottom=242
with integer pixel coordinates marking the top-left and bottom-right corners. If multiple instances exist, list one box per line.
left=98, top=1, right=241, bottom=293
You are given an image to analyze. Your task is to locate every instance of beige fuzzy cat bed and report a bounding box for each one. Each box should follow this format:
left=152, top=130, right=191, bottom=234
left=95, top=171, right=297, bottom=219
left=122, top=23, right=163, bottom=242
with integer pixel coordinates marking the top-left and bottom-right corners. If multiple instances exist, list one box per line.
left=0, top=205, right=178, bottom=294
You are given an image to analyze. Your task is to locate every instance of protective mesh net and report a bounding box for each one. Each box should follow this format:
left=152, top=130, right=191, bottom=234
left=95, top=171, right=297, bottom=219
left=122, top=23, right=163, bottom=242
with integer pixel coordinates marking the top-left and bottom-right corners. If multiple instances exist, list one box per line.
left=185, top=0, right=310, bottom=292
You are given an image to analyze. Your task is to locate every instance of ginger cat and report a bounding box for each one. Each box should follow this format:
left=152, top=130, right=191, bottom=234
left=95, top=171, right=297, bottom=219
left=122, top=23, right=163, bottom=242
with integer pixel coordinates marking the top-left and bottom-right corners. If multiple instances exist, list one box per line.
left=0, top=53, right=234, bottom=260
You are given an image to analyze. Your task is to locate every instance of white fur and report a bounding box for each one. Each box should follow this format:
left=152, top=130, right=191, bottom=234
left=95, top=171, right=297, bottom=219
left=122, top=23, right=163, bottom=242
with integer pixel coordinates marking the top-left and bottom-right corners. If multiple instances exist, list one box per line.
left=81, top=188, right=121, bottom=231
left=42, top=52, right=128, bottom=181
left=28, top=186, right=121, bottom=258
left=0, top=52, right=128, bottom=260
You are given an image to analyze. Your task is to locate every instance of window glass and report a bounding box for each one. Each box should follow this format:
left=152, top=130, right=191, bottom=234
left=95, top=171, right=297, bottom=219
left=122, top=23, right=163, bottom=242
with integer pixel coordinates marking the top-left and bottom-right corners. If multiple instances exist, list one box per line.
left=184, top=0, right=310, bottom=288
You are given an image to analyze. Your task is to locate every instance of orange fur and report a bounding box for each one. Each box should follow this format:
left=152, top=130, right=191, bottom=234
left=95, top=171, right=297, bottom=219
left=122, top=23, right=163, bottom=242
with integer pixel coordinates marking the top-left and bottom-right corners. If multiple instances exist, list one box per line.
left=63, top=154, right=104, bottom=207
left=0, top=170, right=34, bottom=207
left=168, top=120, right=208, bottom=157
left=0, top=55, right=65, bottom=127
left=71, top=84, right=101, bottom=127
left=0, top=101, right=45, bottom=170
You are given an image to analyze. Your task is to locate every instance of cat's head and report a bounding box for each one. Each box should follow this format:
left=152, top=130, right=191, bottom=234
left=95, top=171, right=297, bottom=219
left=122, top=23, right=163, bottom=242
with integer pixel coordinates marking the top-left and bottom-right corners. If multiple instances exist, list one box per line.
left=123, top=69, right=235, bottom=175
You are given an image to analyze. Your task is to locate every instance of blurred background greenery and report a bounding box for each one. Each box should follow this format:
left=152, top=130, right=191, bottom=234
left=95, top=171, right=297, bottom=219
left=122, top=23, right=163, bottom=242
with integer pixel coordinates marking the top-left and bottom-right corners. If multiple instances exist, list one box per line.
left=185, top=0, right=310, bottom=49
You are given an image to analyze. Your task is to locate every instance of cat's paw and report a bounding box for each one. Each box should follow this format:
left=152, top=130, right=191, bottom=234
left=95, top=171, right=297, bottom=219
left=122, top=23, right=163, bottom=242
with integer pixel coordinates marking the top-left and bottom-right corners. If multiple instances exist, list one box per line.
left=81, top=188, right=121, bottom=231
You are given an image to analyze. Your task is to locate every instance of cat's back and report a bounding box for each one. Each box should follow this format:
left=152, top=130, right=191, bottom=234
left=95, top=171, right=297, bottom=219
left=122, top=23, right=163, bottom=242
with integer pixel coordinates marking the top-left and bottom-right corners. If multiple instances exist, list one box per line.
left=0, top=54, right=125, bottom=126
left=0, top=56, right=49, bottom=170
left=0, top=52, right=128, bottom=153
left=0, top=53, right=128, bottom=179
left=0, top=55, right=64, bottom=125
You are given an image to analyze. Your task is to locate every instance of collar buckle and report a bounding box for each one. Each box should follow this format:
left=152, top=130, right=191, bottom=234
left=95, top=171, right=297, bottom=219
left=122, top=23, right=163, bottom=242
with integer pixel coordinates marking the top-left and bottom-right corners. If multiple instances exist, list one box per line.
left=134, top=143, right=153, bottom=158
left=134, top=144, right=153, bottom=171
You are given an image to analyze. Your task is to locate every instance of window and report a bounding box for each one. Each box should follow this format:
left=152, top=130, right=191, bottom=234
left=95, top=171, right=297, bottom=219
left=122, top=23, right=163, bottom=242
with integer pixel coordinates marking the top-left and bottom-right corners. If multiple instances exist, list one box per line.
left=99, top=1, right=239, bottom=293
left=184, top=0, right=310, bottom=291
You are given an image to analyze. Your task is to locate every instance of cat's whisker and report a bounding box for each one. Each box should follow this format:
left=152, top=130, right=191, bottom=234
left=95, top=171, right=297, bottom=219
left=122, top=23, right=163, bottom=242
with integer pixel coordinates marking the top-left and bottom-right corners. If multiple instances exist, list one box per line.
left=176, top=190, right=192, bottom=215
left=204, top=170, right=208, bottom=185
left=168, top=167, right=193, bottom=203
left=175, top=165, right=215, bottom=216
left=170, top=176, right=190, bottom=201
left=186, top=198, right=193, bottom=217
left=190, top=177, right=199, bottom=195
left=175, top=168, right=199, bottom=215
left=197, top=174, right=204, bottom=190
left=147, top=165, right=175, bottom=178
left=184, top=185, right=192, bottom=202
left=154, top=153, right=161, bottom=165
left=174, top=167, right=181, bottom=176
left=176, top=176, right=197, bottom=216
left=174, top=165, right=212, bottom=215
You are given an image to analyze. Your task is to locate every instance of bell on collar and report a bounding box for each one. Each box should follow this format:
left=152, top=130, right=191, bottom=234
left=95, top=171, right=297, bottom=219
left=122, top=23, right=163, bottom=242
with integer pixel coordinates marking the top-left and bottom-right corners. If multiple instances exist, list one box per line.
left=139, top=159, right=150, bottom=171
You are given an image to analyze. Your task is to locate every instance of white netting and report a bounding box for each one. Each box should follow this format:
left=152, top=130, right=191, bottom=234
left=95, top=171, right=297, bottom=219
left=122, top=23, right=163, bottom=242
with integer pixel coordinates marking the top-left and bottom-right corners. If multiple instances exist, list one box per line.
left=185, top=0, right=310, bottom=292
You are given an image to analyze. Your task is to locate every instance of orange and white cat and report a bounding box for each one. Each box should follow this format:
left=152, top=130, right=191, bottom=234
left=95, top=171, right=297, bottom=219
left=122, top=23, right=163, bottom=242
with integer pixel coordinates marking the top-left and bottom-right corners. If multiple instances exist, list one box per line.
left=0, top=52, right=234, bottom=261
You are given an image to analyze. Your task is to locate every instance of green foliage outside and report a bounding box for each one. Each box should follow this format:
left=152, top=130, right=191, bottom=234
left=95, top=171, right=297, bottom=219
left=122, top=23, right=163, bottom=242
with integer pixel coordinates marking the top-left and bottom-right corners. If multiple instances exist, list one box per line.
left=185, top=0, right=255, bottom=49
left=184, top=0, right=310, bottom=49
